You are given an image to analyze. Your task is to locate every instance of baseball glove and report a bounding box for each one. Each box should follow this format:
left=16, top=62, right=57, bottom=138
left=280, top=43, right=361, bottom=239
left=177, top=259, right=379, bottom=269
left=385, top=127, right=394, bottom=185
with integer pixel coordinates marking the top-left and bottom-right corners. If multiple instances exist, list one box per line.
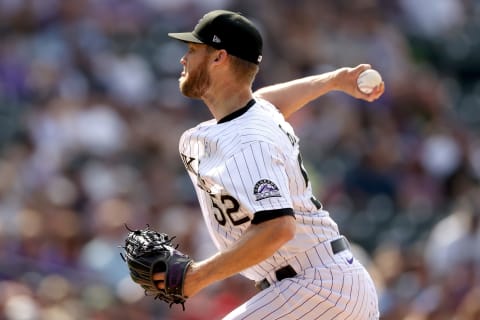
left=120, top=225, right=193, bottom=310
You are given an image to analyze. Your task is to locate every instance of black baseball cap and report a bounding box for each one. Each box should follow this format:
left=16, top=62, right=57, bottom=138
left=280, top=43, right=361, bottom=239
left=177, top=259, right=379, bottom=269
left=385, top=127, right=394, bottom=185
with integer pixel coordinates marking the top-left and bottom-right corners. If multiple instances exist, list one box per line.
left=168, top=10, right=263, bottom=65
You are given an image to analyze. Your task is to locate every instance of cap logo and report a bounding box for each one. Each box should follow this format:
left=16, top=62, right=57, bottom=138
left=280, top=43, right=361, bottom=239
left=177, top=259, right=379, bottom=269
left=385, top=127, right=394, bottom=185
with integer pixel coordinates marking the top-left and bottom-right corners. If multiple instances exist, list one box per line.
left=212, top=35, right=221, bottom=43
left=257, top=55, right=263, bottom=63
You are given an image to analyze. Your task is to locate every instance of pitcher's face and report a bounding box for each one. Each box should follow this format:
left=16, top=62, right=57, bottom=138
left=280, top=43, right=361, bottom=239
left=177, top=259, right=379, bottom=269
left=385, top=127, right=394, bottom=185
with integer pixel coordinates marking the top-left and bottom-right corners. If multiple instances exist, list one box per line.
left=179, top=43, right=212, bottom=99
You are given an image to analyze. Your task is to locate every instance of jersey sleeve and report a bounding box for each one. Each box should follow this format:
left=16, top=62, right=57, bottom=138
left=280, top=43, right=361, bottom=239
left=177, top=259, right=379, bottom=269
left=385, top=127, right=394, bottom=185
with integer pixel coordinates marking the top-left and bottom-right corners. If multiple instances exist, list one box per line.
left=216, top=141, right=293, bottom=219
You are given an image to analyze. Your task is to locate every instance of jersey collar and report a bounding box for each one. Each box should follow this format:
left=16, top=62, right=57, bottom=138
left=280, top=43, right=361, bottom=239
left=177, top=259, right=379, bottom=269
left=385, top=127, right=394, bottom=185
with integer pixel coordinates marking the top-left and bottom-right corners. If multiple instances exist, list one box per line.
left=217, top=99, right=256, bottom=124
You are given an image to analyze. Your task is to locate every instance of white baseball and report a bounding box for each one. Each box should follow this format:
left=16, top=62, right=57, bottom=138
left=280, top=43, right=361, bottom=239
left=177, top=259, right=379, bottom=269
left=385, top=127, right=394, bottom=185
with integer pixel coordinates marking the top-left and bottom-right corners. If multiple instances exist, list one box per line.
left=357, top=69, right=382, bottom=94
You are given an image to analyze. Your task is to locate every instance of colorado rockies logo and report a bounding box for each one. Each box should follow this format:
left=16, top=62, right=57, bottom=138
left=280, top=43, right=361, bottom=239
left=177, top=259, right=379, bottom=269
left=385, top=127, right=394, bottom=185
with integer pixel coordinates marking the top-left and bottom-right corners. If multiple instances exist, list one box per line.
left=253, top=179, right=281, bottom=201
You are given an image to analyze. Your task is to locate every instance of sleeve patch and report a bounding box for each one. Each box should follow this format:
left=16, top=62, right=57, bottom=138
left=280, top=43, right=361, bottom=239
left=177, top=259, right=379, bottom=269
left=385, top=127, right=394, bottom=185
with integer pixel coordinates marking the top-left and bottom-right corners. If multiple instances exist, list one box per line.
left=253, top=179, right=282, bottom=201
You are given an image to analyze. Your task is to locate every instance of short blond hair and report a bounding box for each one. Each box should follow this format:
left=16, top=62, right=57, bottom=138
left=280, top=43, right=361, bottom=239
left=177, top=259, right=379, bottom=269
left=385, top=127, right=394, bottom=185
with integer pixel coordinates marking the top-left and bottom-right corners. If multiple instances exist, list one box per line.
left=229, top=55, right=259, bottom=85
left=206, top=45, right=259, bottom=85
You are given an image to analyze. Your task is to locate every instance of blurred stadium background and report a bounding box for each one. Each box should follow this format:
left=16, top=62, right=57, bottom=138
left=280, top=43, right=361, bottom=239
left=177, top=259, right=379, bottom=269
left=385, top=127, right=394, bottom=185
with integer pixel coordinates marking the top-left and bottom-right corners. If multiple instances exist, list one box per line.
left=1, top=0, right=480, bottom=319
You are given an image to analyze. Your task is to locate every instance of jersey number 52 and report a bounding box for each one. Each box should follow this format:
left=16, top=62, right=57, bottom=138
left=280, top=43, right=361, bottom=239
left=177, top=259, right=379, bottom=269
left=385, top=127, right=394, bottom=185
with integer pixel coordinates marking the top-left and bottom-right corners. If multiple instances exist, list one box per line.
left=209, top=194, right=250, bottom=226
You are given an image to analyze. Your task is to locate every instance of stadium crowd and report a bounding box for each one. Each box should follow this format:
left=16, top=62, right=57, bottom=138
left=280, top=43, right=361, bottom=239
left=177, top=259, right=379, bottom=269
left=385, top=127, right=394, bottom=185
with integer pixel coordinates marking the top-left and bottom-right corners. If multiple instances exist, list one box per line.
left=0, top=0, right=479, bottom=319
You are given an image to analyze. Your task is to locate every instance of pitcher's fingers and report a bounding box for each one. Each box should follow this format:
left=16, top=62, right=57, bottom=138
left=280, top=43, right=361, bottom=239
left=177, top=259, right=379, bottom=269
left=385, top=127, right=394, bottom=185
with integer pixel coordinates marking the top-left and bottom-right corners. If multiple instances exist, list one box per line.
left=374, top=82, right=385, bottom=96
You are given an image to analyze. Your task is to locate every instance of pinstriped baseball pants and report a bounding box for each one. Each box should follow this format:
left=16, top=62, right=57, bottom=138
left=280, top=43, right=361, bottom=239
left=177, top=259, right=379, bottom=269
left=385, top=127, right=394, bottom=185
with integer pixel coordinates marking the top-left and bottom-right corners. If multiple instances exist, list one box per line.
left=224, top=240, right=379, bottom=320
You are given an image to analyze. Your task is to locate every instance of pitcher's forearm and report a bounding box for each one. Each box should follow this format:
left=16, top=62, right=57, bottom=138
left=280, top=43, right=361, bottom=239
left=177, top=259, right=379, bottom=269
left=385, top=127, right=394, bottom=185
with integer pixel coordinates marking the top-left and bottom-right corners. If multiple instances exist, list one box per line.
left=183, top=216, right=296, bottom=297
left=254, top=72, right=338, bottom=119
left=254, top=64, right=384, bottom=119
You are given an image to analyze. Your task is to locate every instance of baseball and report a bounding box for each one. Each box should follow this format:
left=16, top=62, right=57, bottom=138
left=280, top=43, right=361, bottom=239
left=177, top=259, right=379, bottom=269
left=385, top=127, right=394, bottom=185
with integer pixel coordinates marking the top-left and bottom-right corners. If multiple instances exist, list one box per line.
left=357, top=69, right=382, bottom=94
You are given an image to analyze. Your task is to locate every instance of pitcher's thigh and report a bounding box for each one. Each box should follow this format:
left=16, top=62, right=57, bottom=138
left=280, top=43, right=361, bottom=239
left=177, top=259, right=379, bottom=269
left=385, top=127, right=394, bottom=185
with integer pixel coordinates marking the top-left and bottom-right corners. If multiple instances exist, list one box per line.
left=224, top=269, right=379, bottom=320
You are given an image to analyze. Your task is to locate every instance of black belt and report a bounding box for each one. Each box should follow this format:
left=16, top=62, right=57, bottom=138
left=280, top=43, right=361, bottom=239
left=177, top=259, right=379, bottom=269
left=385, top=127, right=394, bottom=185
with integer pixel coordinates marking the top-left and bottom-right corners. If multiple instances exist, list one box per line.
left=331, top=236, right=349, bottom=255
left=255, top=237, right=350, bottom=290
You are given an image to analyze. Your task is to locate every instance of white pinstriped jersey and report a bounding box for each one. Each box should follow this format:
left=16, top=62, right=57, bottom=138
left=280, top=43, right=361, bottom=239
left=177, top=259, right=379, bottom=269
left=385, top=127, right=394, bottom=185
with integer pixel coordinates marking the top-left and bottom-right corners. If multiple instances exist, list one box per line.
left=179, top=98, right=341, bottom=281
